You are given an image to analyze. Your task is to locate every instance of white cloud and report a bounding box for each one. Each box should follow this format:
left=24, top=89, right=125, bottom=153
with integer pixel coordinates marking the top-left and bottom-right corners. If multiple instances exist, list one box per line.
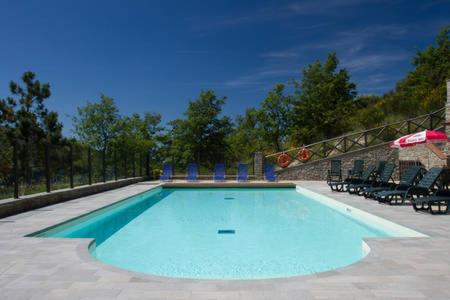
left=260, top=51, right=300, bottom=58
left=221, top=68, right=297, bottom=88
left=342, top=53, right=408, bottom=71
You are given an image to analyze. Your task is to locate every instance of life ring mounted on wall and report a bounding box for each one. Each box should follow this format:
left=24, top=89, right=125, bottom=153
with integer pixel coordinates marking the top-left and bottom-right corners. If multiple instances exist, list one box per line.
left=277, top=153, right=291, bottom=168
left=296, top=148, right=311, bottom=162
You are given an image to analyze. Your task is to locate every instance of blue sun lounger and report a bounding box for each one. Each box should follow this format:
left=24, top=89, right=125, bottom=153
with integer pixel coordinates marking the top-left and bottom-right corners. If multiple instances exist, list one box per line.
left=186, top=163, right=198, bottom=182
left=264, top=164, right=277, bottom=182
left=160, top=163, right=173, bottom=181
left=214, top=163, right=226, bottom=181
left=237, top=163, right=249, bottom=182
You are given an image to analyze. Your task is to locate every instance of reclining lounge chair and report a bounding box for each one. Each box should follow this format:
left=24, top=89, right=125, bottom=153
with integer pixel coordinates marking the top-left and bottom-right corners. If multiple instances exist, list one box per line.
left=264, top=164, right=277, bottom=182
left=328, top=160, right=364, bottom=192
left=186, top=163, right=198, bottom=182
left=347, top=164, right=376, bottom=195
left=237, top=163, right=249, bottom=182
left=375, top=166, right=424, bottom=205
left=362, top=163, right=396, bottom=198
left=214, top=163, right=226, bottom=182
left=160, top=163, right=173, bottom=182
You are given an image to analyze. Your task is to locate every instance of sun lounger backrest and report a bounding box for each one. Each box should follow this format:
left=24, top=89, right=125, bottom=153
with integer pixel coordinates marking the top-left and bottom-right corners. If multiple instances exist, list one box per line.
left=330, top=160, right=341, bottom=176
left=214, top=163, right=225, bottom=180
left=264, top=164, right=273, bottom=174
left=376, top=160, right=386, bottom=175
left=353, top=160, right=364, bottom=177
left=163, top=163, right=172, bottom=175
left=415, top=167, right=443, bottom=190
left=187, top=163, right=198, bottom=175
left=399, top=166, right=422, bottom=186
left=215, top=163, right=225, bottom=174
left=361, top=164, right=376, bottom=181
left=379, top=163, right=395, bottom=183
left=264, top=164, right=276, bottom=181
left=237, top=163, right=248, bottom=181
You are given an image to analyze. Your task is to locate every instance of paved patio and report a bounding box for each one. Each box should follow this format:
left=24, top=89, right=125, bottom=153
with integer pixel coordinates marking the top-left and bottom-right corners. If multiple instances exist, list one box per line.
left=1, top=181, right=450, bottom=299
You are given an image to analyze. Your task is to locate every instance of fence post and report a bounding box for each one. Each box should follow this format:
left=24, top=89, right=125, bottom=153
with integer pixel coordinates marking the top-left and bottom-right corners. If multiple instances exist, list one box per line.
left=139, top=153, right=143, bottom=177
left=114, top=151, right=118, bottom=181
left=124, top=152, right=128, bottom=179
left=45, top=143, right=51, bottom=193
left=13, top=141, right=19, bottom=199
left=69, top=144, right=74, bottom=188
left=88, top=147, right=92, bottom=185
left=132, top=153, right=136, bottom=177
left=102, top=150, right=106, bottom=182
left=146, top=152, right=150, bottom=178
left=407, top=120, right=411, bottom=134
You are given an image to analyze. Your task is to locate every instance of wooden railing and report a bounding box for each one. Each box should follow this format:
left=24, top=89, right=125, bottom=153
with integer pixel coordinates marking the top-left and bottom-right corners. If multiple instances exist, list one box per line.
left=265, top=107, right=446, bottom=166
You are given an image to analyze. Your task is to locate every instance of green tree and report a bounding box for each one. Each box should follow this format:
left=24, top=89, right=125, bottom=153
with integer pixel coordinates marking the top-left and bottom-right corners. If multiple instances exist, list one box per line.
left=0, top=71, right=62, bottom=143
left=169, top=90, right=232, bottom=169
left=73, top=94, right=119, bottom=153
left=226, top=108, right=268, bottom=162
left=113, top=112, right=163, bottom=154
left=291, top=53, right=357, bottom=144
left=391, top=26, right=450, bottom=116
left=257, top=84, right=294, bottom=151
left=0, top=72, right=63, bottom=184
left=350, top=95, right=386, bottom=129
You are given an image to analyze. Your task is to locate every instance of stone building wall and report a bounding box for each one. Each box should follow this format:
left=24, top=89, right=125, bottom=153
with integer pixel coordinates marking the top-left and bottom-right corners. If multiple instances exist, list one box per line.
left=398, top=143, right=447, bottom=169
left=276, top=143, right=399, bottom=181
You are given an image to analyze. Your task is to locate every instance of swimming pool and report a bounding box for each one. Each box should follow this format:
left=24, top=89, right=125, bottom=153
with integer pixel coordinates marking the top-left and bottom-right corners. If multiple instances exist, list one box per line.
left=30, top=187, right=425, bottom=279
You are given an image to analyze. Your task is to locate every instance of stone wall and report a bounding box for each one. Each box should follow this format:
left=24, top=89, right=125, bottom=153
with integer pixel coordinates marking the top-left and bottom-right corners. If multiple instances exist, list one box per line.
left=275, top=143, right=399, bottom=181
left=398, top=143, right=447, bottom=169
left=0, top=177, right=147, bottom=219
left=254, top=152, right=264, bottom=180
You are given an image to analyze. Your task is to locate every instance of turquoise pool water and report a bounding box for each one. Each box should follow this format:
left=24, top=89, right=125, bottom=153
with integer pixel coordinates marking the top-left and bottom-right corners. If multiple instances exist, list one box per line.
left=33, top=187, right=391, bottom=279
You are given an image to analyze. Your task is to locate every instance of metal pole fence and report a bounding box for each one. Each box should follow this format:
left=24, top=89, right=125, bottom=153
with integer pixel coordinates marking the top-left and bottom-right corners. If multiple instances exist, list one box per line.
left=124, top=152, right=128, bottom=179
left=102, top=150, right=106, bottom=183
left=45, top=143, right=51, bottom=193
left=88, top=147, right=92, bottom=185
left=139, top=153, right=143, bottom=177
left=69, top=144, right=74, bottom=188
left=13, top=142, right=19, bottom=199
left=132, top=153, right=136, bottom=178
left=114, top=151, right=118, bottom=181
left=146, top=152, right=150, bottom=178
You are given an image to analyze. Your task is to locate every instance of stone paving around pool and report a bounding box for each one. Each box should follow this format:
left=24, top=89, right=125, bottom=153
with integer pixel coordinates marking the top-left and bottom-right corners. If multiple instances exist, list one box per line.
left=1, top=181, right=450, bottom=299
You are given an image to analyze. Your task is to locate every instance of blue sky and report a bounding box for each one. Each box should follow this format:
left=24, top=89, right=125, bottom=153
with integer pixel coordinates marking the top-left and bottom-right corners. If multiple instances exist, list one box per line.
left=0, top=0, right=449, bottom=135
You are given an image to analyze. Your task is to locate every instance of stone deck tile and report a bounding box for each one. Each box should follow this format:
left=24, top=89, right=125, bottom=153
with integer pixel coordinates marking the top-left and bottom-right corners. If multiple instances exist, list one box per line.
left=0, top=181, right=450, bottom=299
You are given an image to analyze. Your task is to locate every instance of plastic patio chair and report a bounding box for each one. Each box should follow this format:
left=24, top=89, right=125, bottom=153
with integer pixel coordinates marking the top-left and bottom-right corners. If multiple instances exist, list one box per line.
left=160, top=163, right=173, bottom=181
left=186, top=163, right=198, bottom=182
left=237, top=163, right=248, bottom=182
left=264, top=164, right=277, bottom=182
left=214, top=163, right=226, bottom=181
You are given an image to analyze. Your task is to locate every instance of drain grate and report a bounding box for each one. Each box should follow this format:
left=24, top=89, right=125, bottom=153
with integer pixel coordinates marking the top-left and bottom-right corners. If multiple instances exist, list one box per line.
left=218, top=229, right=235, bottom=234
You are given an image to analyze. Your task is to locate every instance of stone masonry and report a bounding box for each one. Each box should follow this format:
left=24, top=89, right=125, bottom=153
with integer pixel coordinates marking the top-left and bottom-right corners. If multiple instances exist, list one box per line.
left=398, top=143, right=447, bottom=169
left=275, top=79, right=450, bottom=181
left=254, top=151, right=264, bottom=180
left=276, top=143, right=399, bottom=180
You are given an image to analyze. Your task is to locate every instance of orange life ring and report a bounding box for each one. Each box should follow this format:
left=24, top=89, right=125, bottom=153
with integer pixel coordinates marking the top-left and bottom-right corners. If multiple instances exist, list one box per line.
left=277, top=153, right=291, bottom=168
left=296, top=148, right=311, bottom=162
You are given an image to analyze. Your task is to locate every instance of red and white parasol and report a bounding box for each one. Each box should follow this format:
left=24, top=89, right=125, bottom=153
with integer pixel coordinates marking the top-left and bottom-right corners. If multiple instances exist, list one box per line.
left=389, top=130, right=449, bottom=148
